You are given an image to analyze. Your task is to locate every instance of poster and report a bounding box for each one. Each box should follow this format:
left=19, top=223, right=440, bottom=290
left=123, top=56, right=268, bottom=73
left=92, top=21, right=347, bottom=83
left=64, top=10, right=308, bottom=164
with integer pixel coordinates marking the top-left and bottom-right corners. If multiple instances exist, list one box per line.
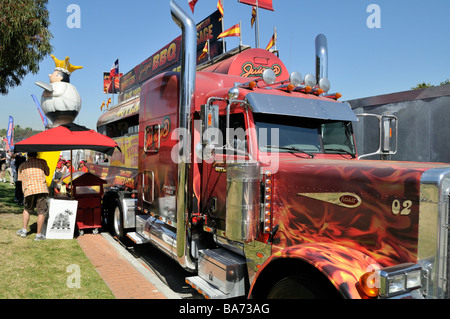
left=45, top=199, right=78, bottom=239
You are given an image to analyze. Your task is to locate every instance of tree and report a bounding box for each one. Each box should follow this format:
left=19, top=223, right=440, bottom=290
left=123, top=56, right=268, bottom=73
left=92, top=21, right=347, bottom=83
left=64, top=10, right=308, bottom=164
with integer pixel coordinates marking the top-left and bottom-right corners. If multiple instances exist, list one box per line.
left=411, top=82, right=432, bottom=90
left=0, top=0, right=53, bottom=95
left=412, top=79, right=450, bottom=90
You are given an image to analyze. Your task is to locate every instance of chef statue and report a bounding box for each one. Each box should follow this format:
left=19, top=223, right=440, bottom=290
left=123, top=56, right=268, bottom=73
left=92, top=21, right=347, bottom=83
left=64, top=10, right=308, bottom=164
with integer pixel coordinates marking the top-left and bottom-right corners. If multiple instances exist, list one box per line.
left=35, top=55, right=83, bottom=127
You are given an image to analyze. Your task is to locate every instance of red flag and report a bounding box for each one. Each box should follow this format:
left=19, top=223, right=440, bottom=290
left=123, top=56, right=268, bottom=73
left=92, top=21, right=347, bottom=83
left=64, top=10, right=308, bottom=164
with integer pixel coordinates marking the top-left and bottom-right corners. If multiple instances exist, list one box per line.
left=239, top=0, right=274, bottom=11
left=189, top=0, right=198, bottom=13
left=217, top=23, right=241, bottom=39
left=217, top=0, right=224, bottom=18
left=265, top=31, right=276, bottom=50
left=198, top=41, right=208, bottom=60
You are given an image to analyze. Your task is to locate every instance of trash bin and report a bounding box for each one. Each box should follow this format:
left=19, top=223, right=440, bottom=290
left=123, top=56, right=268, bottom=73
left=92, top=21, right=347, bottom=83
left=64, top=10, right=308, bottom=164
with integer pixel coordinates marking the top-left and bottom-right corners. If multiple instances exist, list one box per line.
left=62, top=171, right=106, bottom=236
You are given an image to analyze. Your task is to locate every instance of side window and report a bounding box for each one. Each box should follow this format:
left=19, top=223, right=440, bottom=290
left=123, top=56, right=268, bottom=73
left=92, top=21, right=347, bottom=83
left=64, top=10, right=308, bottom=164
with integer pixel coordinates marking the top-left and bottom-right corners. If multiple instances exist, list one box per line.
left=219, top=113, right=247, bottom=151
left=144, top=124, right=161, bottom=153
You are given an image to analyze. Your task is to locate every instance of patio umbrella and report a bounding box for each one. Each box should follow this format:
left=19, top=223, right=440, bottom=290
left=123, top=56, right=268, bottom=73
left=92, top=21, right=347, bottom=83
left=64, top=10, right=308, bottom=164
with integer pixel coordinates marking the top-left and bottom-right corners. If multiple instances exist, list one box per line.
left=14, top=123, right=119, bottom=155
left=14, top=123, right=120, bottom=197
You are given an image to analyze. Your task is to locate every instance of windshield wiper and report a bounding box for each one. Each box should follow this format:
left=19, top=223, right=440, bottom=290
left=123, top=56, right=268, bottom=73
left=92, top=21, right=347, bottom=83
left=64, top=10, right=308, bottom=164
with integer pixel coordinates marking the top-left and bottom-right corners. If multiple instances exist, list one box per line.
left=264, top=145, right=315, bottom=158
left=325, top=148, right=356, bottom=158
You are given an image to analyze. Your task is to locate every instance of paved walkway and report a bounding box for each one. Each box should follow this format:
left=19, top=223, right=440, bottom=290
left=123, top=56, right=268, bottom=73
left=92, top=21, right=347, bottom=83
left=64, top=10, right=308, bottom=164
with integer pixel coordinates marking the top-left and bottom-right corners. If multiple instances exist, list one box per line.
left=77, top=233, right=179, bottom=299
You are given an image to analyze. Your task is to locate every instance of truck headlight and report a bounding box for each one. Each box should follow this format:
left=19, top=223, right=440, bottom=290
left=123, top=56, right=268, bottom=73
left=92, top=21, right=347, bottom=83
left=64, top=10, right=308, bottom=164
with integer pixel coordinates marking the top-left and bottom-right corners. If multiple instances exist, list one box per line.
left=388, top=275, right=405, bottom=294
left=406, top=270, right=422, bottom=289
left=379, top=264, right=422, bottom=298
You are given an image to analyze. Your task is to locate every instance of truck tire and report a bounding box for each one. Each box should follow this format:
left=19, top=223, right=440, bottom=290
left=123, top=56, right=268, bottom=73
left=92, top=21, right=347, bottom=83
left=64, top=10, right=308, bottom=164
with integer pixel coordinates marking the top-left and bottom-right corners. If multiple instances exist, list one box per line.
left=113, top=200, right=125, bottom=241
left=267, top=275, right=339, bottom=299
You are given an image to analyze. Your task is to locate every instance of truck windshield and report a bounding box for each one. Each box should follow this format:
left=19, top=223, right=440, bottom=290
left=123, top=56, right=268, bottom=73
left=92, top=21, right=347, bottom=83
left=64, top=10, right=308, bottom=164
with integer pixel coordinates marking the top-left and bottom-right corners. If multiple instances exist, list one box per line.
left=254, top=113, right=356, bottom=157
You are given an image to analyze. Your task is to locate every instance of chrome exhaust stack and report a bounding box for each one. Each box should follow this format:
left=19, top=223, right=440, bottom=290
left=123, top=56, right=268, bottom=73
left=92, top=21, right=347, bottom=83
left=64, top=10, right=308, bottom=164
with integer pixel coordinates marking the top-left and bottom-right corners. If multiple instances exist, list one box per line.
left=170, top=0, right=197, bottom=271
left=315, top=34, right=328, bottom=88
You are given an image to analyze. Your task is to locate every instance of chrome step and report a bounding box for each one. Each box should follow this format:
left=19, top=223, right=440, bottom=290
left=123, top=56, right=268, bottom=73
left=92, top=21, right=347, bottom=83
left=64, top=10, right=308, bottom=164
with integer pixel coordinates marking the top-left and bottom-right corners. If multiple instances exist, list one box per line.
left=127, top=231, right=150, bottom=244
left=185, top=276, right=228, bottom=299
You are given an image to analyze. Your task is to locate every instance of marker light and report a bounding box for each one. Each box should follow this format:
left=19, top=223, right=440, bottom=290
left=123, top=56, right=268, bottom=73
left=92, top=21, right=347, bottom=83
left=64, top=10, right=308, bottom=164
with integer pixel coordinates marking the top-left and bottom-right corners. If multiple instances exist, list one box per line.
left=310, top=87, right=324, bottom=95
left=359, top=271, right=379, bottom=298
left=323, top=93, right=342, bottom=100
left=278, top=83, right=295, bottom=92
left=293, top=85, right=312, bottom=94
left=286, top=84, right=295, bottom=92
left=263, top=171, right=273, bottom=233
left=249, top=81, right=257, bottom=90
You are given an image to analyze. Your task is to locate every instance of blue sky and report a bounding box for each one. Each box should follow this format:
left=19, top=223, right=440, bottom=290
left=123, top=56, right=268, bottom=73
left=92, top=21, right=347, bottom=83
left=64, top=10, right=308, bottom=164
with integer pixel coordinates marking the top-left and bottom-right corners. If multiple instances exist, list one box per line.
left=1, top=0, right=449, bottom=131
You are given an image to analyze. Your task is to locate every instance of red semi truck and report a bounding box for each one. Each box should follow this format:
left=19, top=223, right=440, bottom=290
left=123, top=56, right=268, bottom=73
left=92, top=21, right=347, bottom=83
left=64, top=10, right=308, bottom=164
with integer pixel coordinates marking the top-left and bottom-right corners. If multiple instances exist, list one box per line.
left=89, top=1, right=450, bottom=299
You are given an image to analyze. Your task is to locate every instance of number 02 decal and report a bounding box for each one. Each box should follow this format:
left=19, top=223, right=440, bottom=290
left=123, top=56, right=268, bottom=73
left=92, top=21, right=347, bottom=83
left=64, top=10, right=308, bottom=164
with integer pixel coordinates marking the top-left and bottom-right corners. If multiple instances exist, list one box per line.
left=392, top=199, right=412, bottom=216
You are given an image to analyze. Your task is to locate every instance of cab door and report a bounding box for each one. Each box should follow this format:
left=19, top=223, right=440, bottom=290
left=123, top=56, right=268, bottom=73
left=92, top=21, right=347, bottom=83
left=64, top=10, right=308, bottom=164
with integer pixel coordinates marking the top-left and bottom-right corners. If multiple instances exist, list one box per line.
left=201, top=111, right=248, bottom=232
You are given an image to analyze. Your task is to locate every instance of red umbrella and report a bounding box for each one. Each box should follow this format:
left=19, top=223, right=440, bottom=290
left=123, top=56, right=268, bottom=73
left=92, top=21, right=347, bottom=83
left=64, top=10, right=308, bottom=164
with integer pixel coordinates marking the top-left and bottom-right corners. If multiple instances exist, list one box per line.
left=14, top=123, right=119, bottom=198
left=14, top=123, right=120, bottom=155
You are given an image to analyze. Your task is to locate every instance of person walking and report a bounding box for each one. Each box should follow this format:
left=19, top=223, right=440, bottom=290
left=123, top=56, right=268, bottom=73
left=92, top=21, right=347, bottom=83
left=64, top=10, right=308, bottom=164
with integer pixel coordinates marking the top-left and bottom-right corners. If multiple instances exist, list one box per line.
left=16, top=152, right=50, bottom=241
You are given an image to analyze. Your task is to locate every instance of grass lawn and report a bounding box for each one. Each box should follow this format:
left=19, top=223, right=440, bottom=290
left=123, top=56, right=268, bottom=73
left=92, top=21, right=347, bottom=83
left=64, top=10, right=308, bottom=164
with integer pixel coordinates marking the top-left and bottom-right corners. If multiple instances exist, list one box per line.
left=0, top=181, right=114, bottom=299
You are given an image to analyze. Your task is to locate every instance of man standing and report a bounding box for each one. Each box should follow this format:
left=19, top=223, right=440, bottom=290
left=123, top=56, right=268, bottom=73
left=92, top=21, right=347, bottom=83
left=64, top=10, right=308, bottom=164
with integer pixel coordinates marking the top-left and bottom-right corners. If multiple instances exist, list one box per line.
left=16, top=152, right=50, bottom=241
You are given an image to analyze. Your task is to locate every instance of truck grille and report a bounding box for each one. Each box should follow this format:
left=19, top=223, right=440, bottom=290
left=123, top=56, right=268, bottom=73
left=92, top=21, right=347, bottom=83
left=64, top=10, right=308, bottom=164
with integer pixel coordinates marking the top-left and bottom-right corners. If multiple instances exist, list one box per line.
left=418, top=169, right=450, bottom=299
left=446, top=195, right=450, bottom=298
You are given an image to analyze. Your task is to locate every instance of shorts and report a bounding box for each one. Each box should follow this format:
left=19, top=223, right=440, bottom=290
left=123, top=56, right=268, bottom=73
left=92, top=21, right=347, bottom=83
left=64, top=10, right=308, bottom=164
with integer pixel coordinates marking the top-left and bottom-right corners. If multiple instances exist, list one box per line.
left=0, top=163, right=5, bottom=171
left=24, top=193, right=49, bottom=215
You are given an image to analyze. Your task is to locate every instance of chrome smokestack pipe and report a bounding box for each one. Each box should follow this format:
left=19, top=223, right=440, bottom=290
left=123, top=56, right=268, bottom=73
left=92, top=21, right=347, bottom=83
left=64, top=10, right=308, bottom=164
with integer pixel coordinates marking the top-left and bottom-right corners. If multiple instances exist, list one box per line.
left=170, top=0, right=196, bottom=271
left=315, top=34, right=328, bottom=84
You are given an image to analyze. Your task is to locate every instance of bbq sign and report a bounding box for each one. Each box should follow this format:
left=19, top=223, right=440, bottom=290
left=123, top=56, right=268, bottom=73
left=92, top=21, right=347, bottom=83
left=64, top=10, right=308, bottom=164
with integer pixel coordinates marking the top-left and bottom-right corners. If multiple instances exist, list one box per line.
left=120, top=10, right=224, bottom=95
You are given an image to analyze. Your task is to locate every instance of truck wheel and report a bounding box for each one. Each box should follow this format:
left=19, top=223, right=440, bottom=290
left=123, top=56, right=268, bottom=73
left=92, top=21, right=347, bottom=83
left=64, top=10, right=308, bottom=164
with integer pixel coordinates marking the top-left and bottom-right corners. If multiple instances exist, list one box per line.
left=113, top=201, right=125, bottom=241
left=267, top=275, right=338, bottom=299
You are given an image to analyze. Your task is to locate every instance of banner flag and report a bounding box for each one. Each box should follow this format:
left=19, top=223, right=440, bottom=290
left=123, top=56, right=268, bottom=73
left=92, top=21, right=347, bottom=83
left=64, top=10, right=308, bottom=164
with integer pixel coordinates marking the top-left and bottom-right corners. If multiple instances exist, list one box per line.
left=198, top=41, right=208, bottom=60
left=251, top=6, right=256, bottom=27
left=217, top=0, right=224, bottom=19
left=110, top=59, right=119, bottom=78
left=217, top=23, right=241, bottom=39
left=265, top=30, right=277, bottom=50
left=239, top=0, right=274, bottom=11
left=189, top=0, right=198, bottom=13
left=6, top=116, right=14, bottom=149
left=31, top=94, right=49, bottom=128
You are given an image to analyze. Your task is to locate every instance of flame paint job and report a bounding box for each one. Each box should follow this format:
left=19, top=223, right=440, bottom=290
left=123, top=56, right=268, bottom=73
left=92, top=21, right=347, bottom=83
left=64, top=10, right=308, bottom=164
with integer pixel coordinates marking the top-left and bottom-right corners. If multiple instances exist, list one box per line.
left=251, top=157, right=450, bottom=298
left=253, top=243, right=379, bottom=299
left=271, top=157, right=448, bottom=266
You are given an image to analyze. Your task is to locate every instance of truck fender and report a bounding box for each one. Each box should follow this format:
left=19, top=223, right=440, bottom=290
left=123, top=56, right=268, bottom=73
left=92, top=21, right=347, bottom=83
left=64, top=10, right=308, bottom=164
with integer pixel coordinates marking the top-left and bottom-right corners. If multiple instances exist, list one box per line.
left=249, top=243, right=381, bottom=299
